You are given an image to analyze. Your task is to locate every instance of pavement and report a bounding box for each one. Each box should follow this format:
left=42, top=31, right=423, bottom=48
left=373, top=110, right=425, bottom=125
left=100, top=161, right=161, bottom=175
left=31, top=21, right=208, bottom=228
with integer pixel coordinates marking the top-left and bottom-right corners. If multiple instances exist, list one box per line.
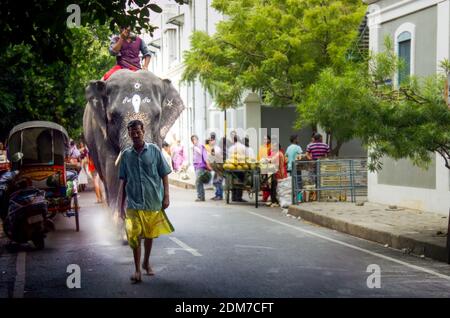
left=168, top=170, right=213, bottom=190
left=170, top=174, right=450, bottom=264
left=1, top=179, right=450, bottom=298
left=2, top=186, right=450, bottom=297
left=289, top=202, right=450, bottom=263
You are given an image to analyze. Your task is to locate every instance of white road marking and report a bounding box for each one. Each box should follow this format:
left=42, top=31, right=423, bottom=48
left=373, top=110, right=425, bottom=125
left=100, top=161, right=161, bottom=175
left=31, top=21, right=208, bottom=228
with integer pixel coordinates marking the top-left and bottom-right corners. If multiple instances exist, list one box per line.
left=239, top=208, right=450, bottom=282
left=13, top=252, right=26, bottom=298
left=166, top=247, right=188, bottom=255
left=235, top=244, right=275, bottom=250
left=169, top=237, right=202, bottom=256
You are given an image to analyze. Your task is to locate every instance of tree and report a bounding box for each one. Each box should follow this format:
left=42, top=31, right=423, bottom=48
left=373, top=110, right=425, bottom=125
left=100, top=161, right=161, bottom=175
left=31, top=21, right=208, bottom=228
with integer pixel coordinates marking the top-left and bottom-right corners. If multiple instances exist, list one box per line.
left=182, top=0, right=366, bottom=108
left=0, top=0, right=188, bottom=140
left=0, top=24, right=115, bottom=139
left=0, top=0, right=186, bottom=63
left=297, top=37, right=450, bottom=170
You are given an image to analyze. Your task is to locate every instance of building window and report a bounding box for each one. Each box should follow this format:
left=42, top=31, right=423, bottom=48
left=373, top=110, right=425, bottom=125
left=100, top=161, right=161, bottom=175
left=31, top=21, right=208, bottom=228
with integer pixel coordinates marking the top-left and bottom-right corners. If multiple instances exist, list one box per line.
left=397, top=31, right=411, bottom=85
left=394, top=23, right=415, bottom=87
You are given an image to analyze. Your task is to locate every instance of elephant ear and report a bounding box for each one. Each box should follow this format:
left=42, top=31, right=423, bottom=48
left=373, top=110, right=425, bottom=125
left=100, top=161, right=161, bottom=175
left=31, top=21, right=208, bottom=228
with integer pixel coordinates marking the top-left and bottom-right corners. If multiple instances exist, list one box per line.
left=85, top=80, right=107, bottom=109
left=85, top=80, right=108, bottom=140
left=160, top=79, right=185, bottom=141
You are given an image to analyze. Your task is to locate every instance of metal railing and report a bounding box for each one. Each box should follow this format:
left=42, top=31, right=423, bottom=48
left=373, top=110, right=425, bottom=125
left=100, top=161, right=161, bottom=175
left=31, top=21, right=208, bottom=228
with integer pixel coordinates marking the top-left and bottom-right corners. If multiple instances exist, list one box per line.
left=291, top=158, right=368, bottom=204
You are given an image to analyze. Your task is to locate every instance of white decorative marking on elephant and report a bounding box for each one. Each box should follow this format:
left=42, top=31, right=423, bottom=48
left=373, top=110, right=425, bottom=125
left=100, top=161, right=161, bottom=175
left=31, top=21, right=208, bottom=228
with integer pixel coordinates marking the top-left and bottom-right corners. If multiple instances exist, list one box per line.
left=132, top=94, right=141, bottom=113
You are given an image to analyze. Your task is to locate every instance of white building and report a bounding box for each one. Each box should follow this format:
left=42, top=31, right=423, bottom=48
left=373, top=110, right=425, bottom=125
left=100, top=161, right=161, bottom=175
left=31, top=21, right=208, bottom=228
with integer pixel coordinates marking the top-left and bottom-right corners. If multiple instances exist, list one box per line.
left=365, top=0, right=450, bottom=214
left=146, top=0, right=247, bottom=164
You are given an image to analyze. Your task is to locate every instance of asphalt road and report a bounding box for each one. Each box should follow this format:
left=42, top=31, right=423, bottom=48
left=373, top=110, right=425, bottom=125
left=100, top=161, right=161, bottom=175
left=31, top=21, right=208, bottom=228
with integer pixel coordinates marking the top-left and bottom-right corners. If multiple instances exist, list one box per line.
left=2, top=185, right=450, bottom=298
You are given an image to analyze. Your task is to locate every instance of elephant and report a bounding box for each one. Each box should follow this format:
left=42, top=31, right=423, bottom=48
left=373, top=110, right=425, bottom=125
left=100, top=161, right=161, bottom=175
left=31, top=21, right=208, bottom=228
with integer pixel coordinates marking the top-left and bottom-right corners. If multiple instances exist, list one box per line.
left=83, top=69, right=185, bottom=211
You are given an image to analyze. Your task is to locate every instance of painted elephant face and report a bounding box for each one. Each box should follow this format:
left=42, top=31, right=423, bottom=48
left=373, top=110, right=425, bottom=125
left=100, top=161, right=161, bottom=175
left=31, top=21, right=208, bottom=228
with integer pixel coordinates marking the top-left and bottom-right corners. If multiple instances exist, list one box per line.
left=85, top=69, right=184, bottom=151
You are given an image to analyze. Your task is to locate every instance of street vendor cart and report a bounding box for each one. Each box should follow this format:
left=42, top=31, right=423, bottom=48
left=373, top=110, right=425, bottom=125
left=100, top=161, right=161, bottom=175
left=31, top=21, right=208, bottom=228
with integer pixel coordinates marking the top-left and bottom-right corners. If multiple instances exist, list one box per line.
left=223, top=167, right=260, bottom=208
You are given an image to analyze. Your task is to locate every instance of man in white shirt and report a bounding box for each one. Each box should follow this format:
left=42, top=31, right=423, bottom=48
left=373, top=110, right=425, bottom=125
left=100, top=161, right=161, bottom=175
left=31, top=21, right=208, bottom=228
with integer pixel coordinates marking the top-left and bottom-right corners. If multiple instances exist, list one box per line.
left=227, top=136, right=247, bottom=202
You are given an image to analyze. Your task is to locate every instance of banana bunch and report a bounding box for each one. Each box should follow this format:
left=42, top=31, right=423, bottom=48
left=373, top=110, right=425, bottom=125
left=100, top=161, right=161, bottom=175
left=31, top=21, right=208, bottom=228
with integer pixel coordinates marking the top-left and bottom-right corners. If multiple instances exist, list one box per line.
left=223, top=154, right=259, bottom=171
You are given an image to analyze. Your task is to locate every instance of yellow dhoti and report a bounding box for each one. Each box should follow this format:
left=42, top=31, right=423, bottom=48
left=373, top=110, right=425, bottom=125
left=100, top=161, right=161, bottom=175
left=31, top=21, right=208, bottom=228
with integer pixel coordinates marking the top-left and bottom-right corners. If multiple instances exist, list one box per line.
left=125, top=209, right=174, bottom=249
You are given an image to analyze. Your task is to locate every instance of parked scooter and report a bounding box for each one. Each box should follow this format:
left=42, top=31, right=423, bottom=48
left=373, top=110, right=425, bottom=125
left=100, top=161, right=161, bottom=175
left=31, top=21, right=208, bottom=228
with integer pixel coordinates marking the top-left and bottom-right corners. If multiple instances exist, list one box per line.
left=0, top=170, right=17, bottom=221
left=3, top=184, right=51, bottom=249
left=2, top=153, right=54, bottom=249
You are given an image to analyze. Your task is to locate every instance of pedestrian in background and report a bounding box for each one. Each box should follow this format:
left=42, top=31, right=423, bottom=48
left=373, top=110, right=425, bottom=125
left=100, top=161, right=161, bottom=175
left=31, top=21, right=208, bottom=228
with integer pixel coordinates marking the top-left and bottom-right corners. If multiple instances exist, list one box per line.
left=77, top=141, right=89, bottom=192
left=306, top=133, right=330, bottom=160
left=88, top=155, right=103, bottom=203
left=171, top=139, right=186, bottom=172
left=285, top=135, right=303, bottom=176
left=268, top=139, right=287, bottom=208
left=118, top=120, right=173, bottom=283
left=162, top=142, right=173, bottom=173
left=258, top=135, right=272, bottom=203
left=208, top=133, right=223, bottom=201
left=68, top=140, right=81, bottom=164
left=227, top=135, right=247, bottom=202
left=191, top=135, right=212, bottom=202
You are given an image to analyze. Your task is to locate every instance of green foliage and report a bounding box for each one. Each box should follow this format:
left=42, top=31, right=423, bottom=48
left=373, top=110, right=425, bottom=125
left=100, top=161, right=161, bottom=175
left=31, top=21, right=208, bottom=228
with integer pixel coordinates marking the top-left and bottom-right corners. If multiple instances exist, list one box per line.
left=182, top=0, right=366, bottom=108
left=0, top=24, right=115, bottom=140
left=298, top=37, right=450, bottom=170
left=0, top=0, right=170, bottom=63
left=0, top=0, right=187, bottom=141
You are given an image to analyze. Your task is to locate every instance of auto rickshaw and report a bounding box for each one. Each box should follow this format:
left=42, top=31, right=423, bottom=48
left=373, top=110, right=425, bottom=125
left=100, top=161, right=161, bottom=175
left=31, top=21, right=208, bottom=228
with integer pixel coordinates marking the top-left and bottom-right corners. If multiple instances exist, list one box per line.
left=6, top=121, right=80, bottom=232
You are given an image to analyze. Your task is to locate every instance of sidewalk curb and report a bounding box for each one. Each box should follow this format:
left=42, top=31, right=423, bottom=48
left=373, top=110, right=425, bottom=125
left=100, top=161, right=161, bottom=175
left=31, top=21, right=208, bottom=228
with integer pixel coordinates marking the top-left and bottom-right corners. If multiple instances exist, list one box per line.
left=288, top=205, right=449, bottom=263
left=168, top=177, right=195, bottom=190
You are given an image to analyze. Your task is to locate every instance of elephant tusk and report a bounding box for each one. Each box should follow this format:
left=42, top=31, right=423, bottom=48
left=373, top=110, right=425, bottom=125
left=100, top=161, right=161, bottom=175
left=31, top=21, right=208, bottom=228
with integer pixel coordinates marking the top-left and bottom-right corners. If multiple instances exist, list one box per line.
left=115, top=151, right=123, bottom=166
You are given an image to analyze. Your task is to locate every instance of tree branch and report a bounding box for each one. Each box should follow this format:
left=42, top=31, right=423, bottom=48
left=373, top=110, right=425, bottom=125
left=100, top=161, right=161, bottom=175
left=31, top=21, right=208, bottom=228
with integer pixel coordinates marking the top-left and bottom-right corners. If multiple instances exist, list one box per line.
left=218, top=39, right=267, bottom=60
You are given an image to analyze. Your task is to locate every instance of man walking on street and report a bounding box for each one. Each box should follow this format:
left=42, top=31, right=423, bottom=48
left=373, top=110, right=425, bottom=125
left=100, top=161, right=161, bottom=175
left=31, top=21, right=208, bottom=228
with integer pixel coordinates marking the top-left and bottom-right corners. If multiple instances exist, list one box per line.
left=191, top=135, right=212, bottom=202
left=208, top=133, right=223, bottom=201
left=118, top=120, right=173, bottom=283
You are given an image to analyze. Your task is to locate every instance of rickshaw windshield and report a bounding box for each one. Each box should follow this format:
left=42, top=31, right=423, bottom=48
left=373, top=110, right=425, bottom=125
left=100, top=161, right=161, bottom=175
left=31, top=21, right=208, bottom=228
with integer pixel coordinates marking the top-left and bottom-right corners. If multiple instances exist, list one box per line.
left=8, top=128, right=66, bottom=166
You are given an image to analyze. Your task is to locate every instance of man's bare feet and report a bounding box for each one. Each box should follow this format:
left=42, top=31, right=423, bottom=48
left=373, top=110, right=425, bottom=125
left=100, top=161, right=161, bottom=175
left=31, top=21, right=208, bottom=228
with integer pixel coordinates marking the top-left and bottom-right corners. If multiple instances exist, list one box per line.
left=142, top=262, right=155, bottom=276
left=130, top=271, right=142, bottom=284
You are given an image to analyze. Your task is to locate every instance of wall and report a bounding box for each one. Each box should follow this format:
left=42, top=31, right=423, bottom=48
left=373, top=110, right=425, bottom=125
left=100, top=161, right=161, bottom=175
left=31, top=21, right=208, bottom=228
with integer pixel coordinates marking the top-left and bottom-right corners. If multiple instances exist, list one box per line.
left=378, top=6, right=437, bottom=77
left=367, top=0, right=450, bottom=214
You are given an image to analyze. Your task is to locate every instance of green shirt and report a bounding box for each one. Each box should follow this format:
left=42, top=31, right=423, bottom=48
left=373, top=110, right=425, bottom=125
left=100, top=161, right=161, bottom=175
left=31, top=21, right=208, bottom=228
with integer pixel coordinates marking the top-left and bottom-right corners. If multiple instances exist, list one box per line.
left=119, top=142, right=171, bottom=211
left=285, top=144, right=303, bottom=172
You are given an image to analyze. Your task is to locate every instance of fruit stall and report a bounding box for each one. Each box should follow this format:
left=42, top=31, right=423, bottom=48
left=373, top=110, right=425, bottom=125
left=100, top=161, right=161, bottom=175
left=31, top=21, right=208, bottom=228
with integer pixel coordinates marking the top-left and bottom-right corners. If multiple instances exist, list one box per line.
left=216, top=155, right=278, bottom=208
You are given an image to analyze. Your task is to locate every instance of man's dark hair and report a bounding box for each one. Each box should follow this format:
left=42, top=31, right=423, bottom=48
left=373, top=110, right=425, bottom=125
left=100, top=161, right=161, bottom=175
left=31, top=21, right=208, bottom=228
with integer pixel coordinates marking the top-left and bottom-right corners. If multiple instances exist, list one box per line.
left=119, top=24, right=131, bottom=31
left=244, top=136, right=250, bottom=147
left=191, top=134, right=198, bottom=141
left=70, top=140, right=75, bottom=146
left=127, top=120, right=144, bottom=130
left=210, top=132, right=216, bottom=141
left=162, top=141, right=170, bottom=148
left=290, top=135, right=298, bottom=143
left=313, top=133, right=322, bottom=142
